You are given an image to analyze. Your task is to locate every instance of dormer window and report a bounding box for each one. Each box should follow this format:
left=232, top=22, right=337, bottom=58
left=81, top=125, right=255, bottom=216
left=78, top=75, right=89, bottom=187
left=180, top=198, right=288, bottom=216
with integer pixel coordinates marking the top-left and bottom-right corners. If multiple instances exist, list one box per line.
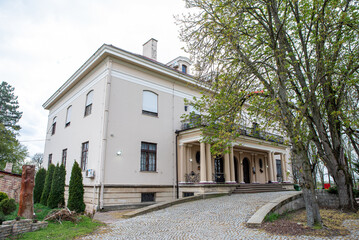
left=182, top=65, right=187, bottom=74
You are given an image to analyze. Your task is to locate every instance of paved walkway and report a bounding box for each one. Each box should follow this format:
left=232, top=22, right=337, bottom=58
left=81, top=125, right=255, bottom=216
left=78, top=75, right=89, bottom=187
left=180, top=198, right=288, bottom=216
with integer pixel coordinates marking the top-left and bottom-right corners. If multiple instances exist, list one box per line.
left=82, top=192, right=359, bottom=240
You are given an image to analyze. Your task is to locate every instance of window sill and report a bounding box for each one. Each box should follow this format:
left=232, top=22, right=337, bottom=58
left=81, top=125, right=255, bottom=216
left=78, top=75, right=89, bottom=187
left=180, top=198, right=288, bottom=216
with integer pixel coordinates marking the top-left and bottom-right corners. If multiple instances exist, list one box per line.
left=142, top=110, right=158, bottom=117
left=140, top=171, right=158, bottom=173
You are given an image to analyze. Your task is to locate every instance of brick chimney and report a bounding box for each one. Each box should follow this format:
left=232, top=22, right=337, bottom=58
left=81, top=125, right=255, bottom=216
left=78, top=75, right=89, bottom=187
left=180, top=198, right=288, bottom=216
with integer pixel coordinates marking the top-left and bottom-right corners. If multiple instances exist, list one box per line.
left=143, top=38, right=158, bottom=60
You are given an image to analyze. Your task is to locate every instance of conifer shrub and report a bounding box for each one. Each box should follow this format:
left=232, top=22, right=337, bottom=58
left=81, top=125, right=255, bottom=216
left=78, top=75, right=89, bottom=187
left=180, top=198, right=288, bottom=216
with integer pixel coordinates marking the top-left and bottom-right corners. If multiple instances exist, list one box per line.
left=67, top=161, right=85, bottom=213
left=0, top=192, right=8, bottom=202
left=33, top=168, right=46, bottom=203
left=0, top=198, right=16, bottom=215
left=47, top=164, right=66, bottom=208
left=40, top=164, right=55, bottom=205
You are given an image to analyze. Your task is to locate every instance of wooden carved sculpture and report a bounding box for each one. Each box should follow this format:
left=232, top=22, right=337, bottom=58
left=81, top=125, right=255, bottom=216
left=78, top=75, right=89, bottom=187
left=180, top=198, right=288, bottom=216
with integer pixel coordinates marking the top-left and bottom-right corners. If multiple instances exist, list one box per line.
left=18, top=165, right=35, bottom=219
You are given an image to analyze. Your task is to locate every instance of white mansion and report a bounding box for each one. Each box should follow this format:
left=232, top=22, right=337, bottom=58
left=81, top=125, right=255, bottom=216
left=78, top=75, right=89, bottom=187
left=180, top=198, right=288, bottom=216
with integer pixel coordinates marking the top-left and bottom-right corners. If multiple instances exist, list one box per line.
left=43, top=39, right=293, bottom=212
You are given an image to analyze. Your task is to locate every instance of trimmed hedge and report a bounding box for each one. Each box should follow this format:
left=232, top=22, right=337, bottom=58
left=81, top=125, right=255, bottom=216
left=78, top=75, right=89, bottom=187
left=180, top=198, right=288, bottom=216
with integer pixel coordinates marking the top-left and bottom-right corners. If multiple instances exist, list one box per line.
left=33, top=168, right=46, bottom=203
left=67, top=161, right=85, bottom=213
left=0, top=192, right=9, bottom=202
left=0, top=198, right=16, bottom=215
left=40, top=164, right=55, bottom=205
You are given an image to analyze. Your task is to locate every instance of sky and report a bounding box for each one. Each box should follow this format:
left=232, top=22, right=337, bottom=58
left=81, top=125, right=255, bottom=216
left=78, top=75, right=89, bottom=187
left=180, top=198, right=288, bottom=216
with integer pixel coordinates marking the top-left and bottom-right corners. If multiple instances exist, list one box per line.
left=0, top=0, right=191, bottom=160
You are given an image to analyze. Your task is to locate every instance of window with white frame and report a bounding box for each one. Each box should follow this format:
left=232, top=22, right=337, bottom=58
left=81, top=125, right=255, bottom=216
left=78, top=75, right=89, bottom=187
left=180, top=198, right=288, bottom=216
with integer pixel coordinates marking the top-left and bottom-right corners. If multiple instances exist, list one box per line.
left=65, top=106, right=72, bottom=127
left=62, top=149, right=67, bottom=166
left=84, top=91, right=93, bottom=116
left=51, top=117, right=57, bottom=135
left=142, top=90, right=158, bottom=116
left=81, top=141, right=89, bottom=171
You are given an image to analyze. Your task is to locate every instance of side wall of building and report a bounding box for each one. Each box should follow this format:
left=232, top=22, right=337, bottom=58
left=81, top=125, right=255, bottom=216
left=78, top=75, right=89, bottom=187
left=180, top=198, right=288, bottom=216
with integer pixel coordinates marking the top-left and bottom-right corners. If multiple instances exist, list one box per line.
left=0, top=171, right=21, bottom=202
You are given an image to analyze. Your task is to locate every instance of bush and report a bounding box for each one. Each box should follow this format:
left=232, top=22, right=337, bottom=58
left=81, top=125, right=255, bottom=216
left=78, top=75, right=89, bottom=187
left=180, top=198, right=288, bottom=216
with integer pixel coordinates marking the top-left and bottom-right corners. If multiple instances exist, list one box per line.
left=352, top=188, right=359, bottom=198
left=40, top=164, right=55, bottom=205
left=0, top=211, right=5, bottom=225
left=0, top=192, right=9, bottom=202
left=327, top=186, right=338, bottom=194
left=67, top=161, right=85, bottom=213
left=293, top=184, right=301, bottom=191
left=0, top=198, right=16, bottom=215
left=47, top=164, right=66, bottom=208
left=265, top=212, right=279, bottom=222
left=33, top=168, right=46, bottom=203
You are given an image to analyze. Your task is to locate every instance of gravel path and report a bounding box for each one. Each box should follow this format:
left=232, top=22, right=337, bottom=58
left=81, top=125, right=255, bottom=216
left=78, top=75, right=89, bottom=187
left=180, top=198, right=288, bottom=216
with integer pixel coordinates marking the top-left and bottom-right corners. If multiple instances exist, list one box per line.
left=81, top=192, right=359, bottom=240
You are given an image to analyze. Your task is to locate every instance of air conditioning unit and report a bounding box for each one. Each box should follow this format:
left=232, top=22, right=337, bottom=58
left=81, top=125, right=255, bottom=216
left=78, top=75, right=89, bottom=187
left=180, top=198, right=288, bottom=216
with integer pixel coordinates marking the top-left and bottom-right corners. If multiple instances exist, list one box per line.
left=86, top=169, right=95, bottom=178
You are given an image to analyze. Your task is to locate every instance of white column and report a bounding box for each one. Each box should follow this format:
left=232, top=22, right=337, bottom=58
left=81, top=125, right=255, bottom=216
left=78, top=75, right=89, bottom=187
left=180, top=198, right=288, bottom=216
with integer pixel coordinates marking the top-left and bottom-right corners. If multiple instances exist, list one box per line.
left=239, top=151, right=244, bottom=183
left=230, top=146, right=235, bottom=183
left=187, top=144, right=193, bottom=174
left=272, top=152, right=277, bottom=182
left=206, top=143, right=213, bottom=183
left=267, top=151, right=273, bottom=182
left=283, top=153, right=288, bottom=182
left=252, top=153, right=257, bottom=183
left=179, top=144, right=186, bottom=183
left=264, top=156, right=269, bottom=183
left=224, top=152, right=230, bottom=183
left=200, top=142, right=207, bottom=183
left=280, top=153, right=286, bottom=183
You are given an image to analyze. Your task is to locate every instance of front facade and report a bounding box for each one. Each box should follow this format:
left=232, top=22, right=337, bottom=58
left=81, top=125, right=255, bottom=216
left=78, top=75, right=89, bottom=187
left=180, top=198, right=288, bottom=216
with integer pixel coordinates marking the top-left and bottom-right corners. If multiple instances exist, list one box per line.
left=43, top=39, right=293, bottom=212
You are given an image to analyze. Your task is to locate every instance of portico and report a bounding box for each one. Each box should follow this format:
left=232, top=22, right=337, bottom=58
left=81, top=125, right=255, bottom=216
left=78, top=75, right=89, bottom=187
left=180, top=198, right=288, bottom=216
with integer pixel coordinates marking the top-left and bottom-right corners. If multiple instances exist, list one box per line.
left=177, top=128, right=291, bottom=187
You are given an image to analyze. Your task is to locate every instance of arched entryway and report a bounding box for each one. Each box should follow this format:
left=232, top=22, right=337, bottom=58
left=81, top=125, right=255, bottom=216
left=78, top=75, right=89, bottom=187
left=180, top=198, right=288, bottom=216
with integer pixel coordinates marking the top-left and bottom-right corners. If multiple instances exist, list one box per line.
left=214, top=156, right=225, bottom=183
left=234, top=156, right=239, bottom=183
left=243, top=157, right=250, bottom=183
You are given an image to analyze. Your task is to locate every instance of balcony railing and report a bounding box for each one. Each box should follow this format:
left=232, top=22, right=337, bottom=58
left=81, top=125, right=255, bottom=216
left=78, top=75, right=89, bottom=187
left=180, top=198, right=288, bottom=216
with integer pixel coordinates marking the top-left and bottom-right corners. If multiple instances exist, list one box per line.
left=181, top=116, right=284, bottom=144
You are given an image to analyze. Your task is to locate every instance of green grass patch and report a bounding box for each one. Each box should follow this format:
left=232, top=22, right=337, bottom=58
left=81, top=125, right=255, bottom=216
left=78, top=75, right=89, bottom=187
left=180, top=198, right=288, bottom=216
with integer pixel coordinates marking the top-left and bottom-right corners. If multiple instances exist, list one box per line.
left=4, top=203, right=56, bottom=221
left=15, top=215, right=103, bottom=240
left=265, top=212, right=280, bottom=222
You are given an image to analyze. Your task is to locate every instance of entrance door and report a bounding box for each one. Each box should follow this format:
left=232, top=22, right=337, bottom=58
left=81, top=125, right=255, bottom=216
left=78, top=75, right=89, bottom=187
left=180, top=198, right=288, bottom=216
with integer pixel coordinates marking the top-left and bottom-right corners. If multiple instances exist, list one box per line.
left=214, top=156, right=225, bottom=183
left=243, top=157, right=250, bottom=183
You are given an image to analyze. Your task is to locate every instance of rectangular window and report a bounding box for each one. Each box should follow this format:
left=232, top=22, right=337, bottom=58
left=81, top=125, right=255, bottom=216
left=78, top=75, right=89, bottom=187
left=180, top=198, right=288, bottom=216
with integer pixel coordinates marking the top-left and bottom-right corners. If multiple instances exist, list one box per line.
left=142, top=91, right=158, bottom=116
left=81, top=142, right=89, bottom=171
left=141, top=193, right=155, bottom=202
left=62, top=149, right=67, bottom=166
left=84, top=91, right=93, bottom=117
left=51, top=117, right=57, bottom=135
left=65, top=106, right=72, bottom=127
left=140, top=142, right=157, bottom=171
left=183, top=192, right=194, bottom=198
left=48, top=154, right=52, bottom=167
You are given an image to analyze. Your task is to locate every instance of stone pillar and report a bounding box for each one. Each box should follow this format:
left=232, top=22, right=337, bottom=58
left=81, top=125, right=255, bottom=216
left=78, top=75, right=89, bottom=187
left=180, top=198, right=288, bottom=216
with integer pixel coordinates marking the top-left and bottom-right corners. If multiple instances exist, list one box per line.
left=283, top=153, right=288, bottom=182
left=200, top=142, right=207, bottom=183
left=230, top=146, right=235, bottom=183
left=252, top=153, right=257, bottom=183
left=206, top=143, right=213, bottom=182
left=18, top=165, right=35, bottom=219
left=267, top=152, right=273, bottom=182
left=180, top=144, right=187, bottom=183
left=239, top=151, right=244, bottom=183
left=272, top=152, right=278, bottom=182
left=187, top=144, right=193, bottom=173
left=224, top=152, right=230, bottom=183
left=264, top=156, right=269, bottom=183
left=280, top=153, right=286, bottom=183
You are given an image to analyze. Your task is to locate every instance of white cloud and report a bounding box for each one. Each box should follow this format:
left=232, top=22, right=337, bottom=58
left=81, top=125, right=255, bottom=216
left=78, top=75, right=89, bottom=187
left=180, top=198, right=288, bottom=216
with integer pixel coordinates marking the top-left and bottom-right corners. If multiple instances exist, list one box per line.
left=0, top=0, right=189, bottom=158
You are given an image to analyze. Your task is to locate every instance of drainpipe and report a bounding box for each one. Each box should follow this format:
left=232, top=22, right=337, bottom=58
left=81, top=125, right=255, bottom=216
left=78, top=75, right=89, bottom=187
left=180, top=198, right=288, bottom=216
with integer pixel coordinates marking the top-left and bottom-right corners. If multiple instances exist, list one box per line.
left=99, top=58, right=112, bottom=209
left=175, top=131, right=179, bottom=199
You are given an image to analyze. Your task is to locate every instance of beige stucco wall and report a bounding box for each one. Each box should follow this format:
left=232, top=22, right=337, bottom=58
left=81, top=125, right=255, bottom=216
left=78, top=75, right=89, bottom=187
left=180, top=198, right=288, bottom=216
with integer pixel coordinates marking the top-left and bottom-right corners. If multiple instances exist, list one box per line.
left=43, top=60, right=108, bottom=184
left=103, top=58, right=202, bottom=186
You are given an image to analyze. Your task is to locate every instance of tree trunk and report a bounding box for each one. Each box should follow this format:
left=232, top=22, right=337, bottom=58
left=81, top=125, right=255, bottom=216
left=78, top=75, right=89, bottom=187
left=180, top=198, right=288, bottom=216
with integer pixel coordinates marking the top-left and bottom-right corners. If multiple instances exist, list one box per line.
left=292, top=149, right=322, bottom=227
left=332, top=167, right=358, bottom=211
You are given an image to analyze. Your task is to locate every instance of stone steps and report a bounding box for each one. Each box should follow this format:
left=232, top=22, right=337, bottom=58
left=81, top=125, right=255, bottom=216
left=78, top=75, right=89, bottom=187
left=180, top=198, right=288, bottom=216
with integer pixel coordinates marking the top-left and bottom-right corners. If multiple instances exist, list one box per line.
left=232, top=184, right=288, bottom=194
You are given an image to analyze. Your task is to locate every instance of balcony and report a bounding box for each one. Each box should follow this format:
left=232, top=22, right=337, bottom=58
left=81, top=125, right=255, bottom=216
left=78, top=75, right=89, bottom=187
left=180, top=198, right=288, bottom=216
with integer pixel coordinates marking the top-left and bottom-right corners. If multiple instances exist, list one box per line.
left=180, top=116, right=284, bottom=144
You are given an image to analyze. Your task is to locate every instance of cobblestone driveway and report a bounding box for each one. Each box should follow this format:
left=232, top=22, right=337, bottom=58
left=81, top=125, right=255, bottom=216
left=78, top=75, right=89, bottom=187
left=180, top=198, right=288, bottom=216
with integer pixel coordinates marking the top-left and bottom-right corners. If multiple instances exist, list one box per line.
left=82, top=192, right=359, bottom=240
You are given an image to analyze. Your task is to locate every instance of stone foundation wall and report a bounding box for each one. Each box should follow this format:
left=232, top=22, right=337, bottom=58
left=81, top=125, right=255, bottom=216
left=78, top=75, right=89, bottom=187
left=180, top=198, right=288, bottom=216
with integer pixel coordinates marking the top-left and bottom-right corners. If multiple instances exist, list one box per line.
left=0, top=170, right=21, bottom=202
left=0, top=220, right=48, bottom=239
left=315, top=189, right=339, bottom=208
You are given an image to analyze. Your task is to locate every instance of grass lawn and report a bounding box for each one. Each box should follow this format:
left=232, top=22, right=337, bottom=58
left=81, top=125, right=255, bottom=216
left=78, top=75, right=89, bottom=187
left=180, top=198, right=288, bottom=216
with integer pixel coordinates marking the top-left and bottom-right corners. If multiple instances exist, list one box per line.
left=15, top=215, right=103, bottom=240
left=4, top=204, right=104, bottom=239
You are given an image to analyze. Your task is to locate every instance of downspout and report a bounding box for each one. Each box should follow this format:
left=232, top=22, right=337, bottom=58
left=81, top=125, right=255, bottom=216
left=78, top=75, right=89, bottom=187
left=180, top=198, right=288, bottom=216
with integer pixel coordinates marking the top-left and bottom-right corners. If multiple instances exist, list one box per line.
left=175, top=131, right=179, bottom=199
left=99, top=58, right=112, bottom=209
